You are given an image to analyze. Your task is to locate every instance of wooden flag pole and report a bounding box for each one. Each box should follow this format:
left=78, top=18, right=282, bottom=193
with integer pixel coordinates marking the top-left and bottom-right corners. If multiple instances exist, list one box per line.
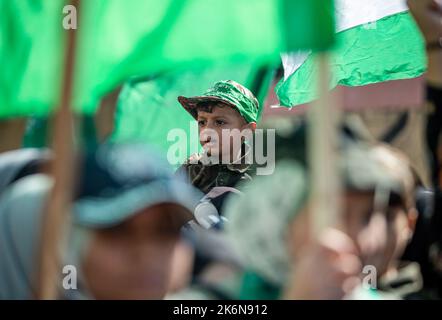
left=36, top=0, right=80, bottom=299
left=308, top=53, right=342, bottom=237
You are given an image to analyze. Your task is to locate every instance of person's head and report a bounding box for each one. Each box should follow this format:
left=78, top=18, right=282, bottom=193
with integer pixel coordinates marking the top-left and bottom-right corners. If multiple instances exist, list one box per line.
left=226, top=143, right=417, bottom=288
left=178, top=80, right=258, bottom=161
left=289, top=144, right=418, bottom=277
left=0, top=144, right=201, bottom=300
left=337, top=145, right=418, bottom=276
left=81, top=203, right=190, bottom=300
left=70, top=144, right=202, bottom=299
left=194, top=101, right=255, bottom=160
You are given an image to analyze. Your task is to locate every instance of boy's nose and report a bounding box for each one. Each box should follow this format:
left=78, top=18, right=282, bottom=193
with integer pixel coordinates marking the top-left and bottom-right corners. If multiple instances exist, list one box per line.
left=204, top=121, right=215, bottom=130
left=200, top=128, right=218, bottom=142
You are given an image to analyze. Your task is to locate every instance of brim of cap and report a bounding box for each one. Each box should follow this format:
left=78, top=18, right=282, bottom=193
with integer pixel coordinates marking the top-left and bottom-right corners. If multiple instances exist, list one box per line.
left=178, top=95, right=236, bottom=120
left=73, top=180, right=202, bottom=229
left=345, top=178, right=404, bottom=195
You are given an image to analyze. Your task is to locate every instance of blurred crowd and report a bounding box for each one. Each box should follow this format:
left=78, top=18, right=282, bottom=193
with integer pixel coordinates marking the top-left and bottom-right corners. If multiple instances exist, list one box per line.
left=0, top=0, right=441, bottom=300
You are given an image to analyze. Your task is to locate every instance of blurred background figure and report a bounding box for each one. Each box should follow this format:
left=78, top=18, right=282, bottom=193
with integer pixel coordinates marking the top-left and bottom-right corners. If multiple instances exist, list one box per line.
left=225, top=139, right=424, bottom=299
left=0, top=0, right=441, bottom=302
left=0, top=144, right=201, bottom=299
left=408, top=0, right=442, bottom=187
left=0, top=148, right=51, bottom=196
left=407, top=0, right=442, bottom=298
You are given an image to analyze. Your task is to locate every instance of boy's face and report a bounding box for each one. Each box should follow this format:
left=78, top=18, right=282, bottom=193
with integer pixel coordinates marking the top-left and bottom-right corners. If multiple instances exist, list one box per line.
left=197, top=104, right=254, bottom=161
left=82, top=204, right=188, bottom=300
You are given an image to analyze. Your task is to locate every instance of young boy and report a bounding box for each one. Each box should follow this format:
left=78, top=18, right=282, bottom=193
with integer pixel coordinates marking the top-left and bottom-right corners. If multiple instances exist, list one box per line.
left=177, top=80, right=259, bottom=196
left=175, top=80, right=260, bottom=295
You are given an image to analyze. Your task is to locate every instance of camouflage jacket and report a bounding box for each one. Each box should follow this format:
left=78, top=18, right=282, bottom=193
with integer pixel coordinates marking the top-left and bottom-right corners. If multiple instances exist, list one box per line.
left=176, top=150, right=254, bottom=195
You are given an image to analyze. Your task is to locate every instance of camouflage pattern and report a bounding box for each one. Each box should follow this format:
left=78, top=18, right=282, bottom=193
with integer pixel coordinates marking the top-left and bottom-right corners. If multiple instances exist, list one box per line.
left=176, top=149, right=254, bottom=194
left=178, top=80, right=260, bottom=123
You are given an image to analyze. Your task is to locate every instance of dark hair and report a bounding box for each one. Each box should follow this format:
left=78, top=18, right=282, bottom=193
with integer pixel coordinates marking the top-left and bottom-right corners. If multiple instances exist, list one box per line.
left=192, top=101, right=241, bottom=118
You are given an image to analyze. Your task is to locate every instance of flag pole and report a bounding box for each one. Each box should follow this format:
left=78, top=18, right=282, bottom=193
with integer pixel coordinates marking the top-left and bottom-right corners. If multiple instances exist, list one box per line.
left=308, top=53, right=342, bottom=236
left=36, top=0, right=80, bottom=299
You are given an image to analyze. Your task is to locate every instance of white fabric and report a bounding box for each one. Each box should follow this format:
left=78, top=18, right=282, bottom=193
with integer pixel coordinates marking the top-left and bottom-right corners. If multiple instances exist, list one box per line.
left=335, top=0, right=408, bottom=32
left=282, top=51, right=310, bottom=81
left=282, top=0, right=409, bottom=81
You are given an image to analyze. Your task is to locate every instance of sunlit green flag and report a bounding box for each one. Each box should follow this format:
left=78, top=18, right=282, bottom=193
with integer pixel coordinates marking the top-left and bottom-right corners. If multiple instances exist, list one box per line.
left=276, top=0, right=426, bottom=107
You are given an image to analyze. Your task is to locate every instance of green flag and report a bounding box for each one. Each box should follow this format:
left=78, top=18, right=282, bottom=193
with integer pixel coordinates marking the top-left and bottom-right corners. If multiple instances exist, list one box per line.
left=0, top=0, right=64, bottom=118
left=276, top=2, right=426, bottom=107
left=0, top=0, right=335, bottom=119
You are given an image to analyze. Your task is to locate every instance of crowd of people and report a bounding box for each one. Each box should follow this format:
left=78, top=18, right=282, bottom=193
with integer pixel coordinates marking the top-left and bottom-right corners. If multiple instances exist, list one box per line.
left=0, top=0, right=441, bottom=300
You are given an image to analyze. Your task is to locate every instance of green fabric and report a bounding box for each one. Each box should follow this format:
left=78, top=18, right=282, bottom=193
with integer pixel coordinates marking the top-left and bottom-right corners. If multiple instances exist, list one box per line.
left=204, top=81, right=259, bottom=123
left=253, top=67, right=275, bottom=121
left=281, top=0, right=335, bottom=52
left=276, top=12, right=426, bottom=107
left=22, top=115, right=98, bottom=150
left=0, top=0, right=335, bottom=119
left=180, top=80, right=260, bottom=123
left=0, top=0, right=64, bottom=118
left=111, top=62, right=265, bottom=166
left=239, top=271, right=281, bottom=300
left=22, top=118, right=50, bottom=148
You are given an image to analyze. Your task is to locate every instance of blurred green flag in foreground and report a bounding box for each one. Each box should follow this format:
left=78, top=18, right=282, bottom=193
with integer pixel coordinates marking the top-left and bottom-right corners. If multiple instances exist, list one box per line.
left=0, top=0, right=334, bottom=119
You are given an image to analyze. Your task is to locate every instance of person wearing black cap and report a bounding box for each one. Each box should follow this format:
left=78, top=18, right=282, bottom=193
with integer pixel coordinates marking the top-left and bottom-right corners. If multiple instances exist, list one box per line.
left=225, top=143, right=422, bottom=300
left=0, top=143, right=202, bottom=299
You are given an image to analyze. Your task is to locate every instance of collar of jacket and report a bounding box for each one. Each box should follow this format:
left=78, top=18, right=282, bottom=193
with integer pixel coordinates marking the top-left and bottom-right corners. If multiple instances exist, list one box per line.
left=187, top=144, right=252, bottom=174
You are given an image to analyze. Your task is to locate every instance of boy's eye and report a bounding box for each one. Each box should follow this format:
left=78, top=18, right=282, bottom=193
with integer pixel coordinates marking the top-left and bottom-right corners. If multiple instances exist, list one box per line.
left=215, top=119, right=226, bottom=126
left=198, top=120, right=206, bottom=126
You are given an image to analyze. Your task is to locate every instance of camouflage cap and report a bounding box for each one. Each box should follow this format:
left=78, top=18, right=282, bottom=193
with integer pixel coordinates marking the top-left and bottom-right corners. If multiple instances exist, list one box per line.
left=178, top=80, right=259, bottom=123
left=342, top=143, right=415, bottom=208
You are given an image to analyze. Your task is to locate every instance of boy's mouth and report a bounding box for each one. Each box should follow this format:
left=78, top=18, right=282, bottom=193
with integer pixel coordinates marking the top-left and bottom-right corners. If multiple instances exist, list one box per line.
left=201, top=140, right=217, bottom=148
